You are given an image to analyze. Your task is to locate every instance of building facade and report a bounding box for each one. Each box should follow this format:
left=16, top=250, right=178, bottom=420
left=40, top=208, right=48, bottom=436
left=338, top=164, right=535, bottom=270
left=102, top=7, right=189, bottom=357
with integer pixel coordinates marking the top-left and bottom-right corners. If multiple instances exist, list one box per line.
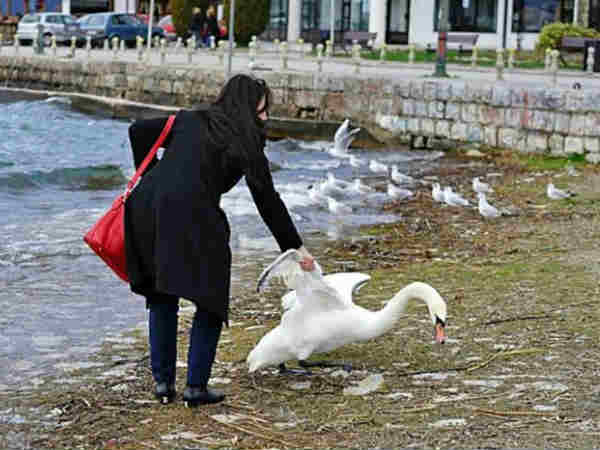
left=265, top=0, right=596, bottom=50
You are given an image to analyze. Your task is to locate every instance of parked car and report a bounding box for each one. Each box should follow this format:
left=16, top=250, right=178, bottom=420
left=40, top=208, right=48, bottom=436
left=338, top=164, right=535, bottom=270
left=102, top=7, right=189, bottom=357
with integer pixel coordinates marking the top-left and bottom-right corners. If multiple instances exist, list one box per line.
left=16, top=12, right=83, bottom=46
left=157, top=15, right=191, bottom=43
left=77, top=12, right=164, bottom=48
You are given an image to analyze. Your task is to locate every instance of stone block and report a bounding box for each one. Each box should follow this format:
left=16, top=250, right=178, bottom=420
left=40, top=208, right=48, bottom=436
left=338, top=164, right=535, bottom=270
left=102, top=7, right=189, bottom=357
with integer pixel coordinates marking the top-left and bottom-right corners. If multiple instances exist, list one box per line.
left=462, top=104, right=478, bottom=123
left=569, top=114, right=587, bottom=136
left=409, top=80, right=424, bottom=99
left=428, top=101, right=445, bottom=119
left=565, top=92, right=584, bottom=112
left=505, top=108, right=527, bottom=129
left=449, top=81, right=466, bottom=101
left=585, top=137, right=600, bottom=153
left=370, top=97, right=394, bottom=116
left=159, top=79, right=172, bottom=93
left=436, top=82, right=452, bottom=101
left=402, top=100, right=415, bottom=116
left=526, top=132, right=548, bottom=153
left=435, top=120, right=451, bottom=138
left=549, top=134, right=566, bottom=156
left=491, top=86, right=512, bottom=107
left=554, top=113, right=570, bottom=134
left=583, top=90, right=600, bottom=112
left=422, top=118, right=435, bottom=136
left=584, top=113, right=600, bottom=136
left=342, top=78, right=363, bottom=94
left=451, top=122, right=468, bottom=141
left=394, top=79, right=411, bottom=98
left=541, top=89, right=565, bottom=110
left=564, top=136, right=584, bottom=154
left=467, top=124, right=483, bottom=142
left=586, top=153, right=600, bottom=164
left=499, top=128, right=520, bottom=148
left=479, top=105, right=504, bottom=127
left=423, top=81, right=437, bottom=101
left=530, top=110, right=554, bottom=132
left=407, top=118, right=421, bottom=133
left=445, top=102, right=461, bottom=120
left=467, top=84, right=492, bottom=104
left=414, top=101, right=427, bottom=117
left=376, top=114, right=407, bottom=136
left=484, top=126, right=497, bottom=147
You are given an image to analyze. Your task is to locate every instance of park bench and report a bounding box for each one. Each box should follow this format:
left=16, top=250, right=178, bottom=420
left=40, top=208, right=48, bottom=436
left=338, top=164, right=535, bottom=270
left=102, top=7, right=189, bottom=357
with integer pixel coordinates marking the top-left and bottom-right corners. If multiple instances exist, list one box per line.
left=446, top=33, right=479, bottom=54
left=560, top=36, right=600, bottom=71
left=343, top=31, right=377, bottom=52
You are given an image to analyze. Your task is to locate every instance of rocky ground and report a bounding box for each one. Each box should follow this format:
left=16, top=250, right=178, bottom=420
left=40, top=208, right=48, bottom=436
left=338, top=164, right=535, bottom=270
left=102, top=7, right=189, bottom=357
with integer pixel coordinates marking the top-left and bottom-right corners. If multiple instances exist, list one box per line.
left=1, top=148, right=599, bottom=450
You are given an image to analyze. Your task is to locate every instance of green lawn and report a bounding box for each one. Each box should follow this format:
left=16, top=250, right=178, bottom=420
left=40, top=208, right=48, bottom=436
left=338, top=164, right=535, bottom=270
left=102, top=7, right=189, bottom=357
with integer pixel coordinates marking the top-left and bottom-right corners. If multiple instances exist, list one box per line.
left=359, top=48, right=584, bottom=71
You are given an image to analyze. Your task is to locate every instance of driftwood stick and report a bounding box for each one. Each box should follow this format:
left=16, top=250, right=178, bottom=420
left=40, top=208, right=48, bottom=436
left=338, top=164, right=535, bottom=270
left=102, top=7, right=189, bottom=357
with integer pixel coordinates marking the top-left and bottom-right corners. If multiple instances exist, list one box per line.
left=207, top=415, right=296, bottom=447
left=472, top=407, right=557, bottom=417
left=483, top=314, right=553, bottom=326
left=466, top=348, right=544, bottom=373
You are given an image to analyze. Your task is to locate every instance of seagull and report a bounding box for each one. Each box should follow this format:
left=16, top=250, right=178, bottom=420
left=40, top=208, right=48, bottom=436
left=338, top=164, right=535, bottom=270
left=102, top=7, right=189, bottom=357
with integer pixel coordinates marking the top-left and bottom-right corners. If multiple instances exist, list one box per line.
left=391, top=165, right=416, bottom=185
left=443, top=186, right=470, bottom=207
left=432, top=183, right=445, bottom=203
left=547, top=183, right=575, bottom=200
left=388, top=183, right=413, bottom=200
left=331, top=118, right=360, bottom=157
left=327, top=196, right=353, bottom=215
left=369, top=159, right=389, bottom=176
left=308, top=185, right=329, bottom=206
left=349, top=154, right=366, bottom=169
left=477, top=192, right=501, bottom=218
left=326, top=172, right=350, bottom=189
left=472, top=177, right=493, bottom=194
left=349, top=178, right=374, bottom=194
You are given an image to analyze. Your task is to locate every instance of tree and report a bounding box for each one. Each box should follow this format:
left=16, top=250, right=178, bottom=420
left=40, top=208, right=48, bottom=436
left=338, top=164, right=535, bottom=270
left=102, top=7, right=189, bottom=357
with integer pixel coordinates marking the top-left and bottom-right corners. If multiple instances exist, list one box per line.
left=222, top=0, right=269, bottom=45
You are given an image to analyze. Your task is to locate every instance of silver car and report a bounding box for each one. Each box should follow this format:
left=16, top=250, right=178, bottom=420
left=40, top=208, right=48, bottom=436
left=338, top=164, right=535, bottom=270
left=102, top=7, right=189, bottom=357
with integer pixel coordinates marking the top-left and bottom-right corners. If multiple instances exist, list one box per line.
left=16, top=12, right=82, bottom=46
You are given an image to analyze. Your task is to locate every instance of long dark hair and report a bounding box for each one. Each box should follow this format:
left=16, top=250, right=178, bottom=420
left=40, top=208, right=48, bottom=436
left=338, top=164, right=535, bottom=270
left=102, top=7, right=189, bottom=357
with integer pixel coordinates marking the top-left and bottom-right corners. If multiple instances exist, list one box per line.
left=206, top=74, right=271, bottom=185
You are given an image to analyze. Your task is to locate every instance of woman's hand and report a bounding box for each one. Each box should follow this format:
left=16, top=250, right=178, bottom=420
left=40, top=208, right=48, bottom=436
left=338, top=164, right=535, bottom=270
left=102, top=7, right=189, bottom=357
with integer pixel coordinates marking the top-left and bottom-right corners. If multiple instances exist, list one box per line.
left=297, top=246, right=315, bottom=272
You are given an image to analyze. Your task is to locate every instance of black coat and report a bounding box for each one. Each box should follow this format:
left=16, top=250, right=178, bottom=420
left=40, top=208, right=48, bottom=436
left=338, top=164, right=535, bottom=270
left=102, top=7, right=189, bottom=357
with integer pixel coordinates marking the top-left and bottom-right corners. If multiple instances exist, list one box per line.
left=124, top=111, right=302, bottom=322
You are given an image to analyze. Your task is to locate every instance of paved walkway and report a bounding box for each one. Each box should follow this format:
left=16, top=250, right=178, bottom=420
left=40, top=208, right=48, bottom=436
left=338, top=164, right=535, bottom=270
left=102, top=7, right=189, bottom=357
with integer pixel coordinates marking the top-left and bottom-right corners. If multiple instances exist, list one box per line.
left=2, top=41, right=600, bottom=90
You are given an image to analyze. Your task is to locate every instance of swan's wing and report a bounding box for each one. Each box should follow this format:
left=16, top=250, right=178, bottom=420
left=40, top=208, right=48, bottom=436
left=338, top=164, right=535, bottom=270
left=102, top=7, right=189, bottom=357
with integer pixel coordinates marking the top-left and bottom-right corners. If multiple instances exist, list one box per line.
left=256, top=249, right=304, bottom=293
left=281, top=272, right=371, bottom=310
left=334, top=119, right=350, bottom=144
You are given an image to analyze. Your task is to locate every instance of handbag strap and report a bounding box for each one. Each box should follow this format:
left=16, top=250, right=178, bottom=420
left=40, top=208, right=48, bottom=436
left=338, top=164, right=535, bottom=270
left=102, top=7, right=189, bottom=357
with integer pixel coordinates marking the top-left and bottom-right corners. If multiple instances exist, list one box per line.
left=124, top=114, right=176, bottom=200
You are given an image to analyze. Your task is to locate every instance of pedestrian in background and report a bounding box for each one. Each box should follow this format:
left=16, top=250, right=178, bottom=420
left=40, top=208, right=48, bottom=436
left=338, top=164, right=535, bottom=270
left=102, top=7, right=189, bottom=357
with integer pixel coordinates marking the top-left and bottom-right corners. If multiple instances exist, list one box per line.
left=125, top=74, right=315, bottom=407
left=189, top=6, right=205, bottom=48
left=204, top=3, right=220, bottom=48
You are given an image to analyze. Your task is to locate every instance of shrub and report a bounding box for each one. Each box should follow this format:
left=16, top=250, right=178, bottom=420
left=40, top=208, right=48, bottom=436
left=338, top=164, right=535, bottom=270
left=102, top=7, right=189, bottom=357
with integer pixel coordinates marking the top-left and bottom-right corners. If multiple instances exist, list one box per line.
left=536, top=22, right=600, bottom=55
left=169, top=0, right=210, bottom=38
left=222, top=0, right=269, bottom=45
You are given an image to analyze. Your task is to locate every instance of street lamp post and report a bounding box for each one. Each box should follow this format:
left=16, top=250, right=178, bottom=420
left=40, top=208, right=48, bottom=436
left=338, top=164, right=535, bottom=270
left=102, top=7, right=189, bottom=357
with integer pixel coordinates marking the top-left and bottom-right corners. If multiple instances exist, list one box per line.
left=433, top=0, right=449, bottom=77
left=227, top=0, right=235, bottom=76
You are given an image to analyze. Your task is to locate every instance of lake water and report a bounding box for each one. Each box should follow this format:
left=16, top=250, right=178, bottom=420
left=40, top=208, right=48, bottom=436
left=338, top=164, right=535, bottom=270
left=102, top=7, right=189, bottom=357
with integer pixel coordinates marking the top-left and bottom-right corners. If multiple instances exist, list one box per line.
left=0, top=91, right=444, bottom=390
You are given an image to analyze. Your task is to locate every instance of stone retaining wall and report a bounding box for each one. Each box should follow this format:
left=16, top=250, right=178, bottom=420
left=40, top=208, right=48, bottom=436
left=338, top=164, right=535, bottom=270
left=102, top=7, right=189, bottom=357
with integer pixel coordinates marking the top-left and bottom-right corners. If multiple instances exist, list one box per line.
left=1, top=55, right=598, bottom=163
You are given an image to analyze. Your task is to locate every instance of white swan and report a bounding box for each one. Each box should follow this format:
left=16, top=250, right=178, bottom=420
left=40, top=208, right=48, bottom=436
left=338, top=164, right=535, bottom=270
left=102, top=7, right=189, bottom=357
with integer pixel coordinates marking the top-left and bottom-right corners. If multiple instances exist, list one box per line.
left=477, top=192, right=501, bottom=218
left=248, top=250, right=448, bottom=373
left=331, top=118, right=360, bottom=156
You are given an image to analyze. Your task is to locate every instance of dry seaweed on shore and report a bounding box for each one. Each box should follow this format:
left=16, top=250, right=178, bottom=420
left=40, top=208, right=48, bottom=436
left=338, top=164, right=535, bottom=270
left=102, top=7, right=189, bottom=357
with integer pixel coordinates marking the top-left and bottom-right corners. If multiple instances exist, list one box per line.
left=2, top=149, right=600, bottom=450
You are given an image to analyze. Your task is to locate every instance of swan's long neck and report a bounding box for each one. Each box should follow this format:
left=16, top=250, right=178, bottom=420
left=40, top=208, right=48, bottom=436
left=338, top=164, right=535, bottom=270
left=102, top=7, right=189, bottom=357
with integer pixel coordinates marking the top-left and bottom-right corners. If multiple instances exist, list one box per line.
left=366, top=282, right=441, bottom=339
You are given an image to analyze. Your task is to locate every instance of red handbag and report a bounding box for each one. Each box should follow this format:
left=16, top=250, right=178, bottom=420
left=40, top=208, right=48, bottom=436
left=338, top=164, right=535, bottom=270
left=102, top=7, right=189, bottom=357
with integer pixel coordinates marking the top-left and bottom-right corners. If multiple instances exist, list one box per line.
left=83, top=115, right=176, bottom=282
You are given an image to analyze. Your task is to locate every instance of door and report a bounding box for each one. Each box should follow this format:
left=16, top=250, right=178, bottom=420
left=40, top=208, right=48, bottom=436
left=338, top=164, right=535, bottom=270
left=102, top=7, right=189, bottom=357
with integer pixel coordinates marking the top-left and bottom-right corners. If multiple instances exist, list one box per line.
left=386, top=0, right=409, bottom=44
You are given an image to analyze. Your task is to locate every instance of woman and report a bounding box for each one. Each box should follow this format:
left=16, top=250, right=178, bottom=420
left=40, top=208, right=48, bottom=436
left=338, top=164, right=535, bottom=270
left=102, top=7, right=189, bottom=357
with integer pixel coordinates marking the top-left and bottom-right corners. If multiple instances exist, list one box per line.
left=189, top=7, right=205, bottom=49
left=125, top=74, right=315, bottom=407
left=204, top=3, right=220, bottom=47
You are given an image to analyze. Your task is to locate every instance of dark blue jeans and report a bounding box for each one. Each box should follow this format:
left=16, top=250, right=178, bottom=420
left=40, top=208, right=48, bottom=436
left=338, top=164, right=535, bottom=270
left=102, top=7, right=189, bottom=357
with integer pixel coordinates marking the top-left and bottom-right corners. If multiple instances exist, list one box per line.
left=147, top=293, right=222, bottom=388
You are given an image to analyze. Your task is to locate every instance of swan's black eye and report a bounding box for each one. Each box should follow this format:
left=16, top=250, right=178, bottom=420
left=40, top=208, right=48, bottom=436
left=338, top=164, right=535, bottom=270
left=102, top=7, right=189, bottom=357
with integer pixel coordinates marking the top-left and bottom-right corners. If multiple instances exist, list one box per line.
left=436, top=316, right=446, bottom=327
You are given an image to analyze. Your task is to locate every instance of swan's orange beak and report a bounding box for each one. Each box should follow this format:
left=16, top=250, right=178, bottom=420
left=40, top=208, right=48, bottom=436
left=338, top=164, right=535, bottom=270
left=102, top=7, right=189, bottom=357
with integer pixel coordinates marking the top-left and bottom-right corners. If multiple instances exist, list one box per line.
left=434, top=323, right=446, bottom=344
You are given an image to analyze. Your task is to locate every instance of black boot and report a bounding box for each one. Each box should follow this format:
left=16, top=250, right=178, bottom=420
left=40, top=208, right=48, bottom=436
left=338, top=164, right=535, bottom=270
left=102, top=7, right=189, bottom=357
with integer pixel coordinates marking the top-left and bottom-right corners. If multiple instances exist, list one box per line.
left=183, top=386, right=225, bottom=407
left=155, top=382, right=176, bottom=404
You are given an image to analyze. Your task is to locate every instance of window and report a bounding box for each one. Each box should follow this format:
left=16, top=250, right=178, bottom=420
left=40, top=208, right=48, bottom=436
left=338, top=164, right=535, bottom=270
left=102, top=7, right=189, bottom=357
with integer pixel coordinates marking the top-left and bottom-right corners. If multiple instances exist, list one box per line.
left=512, top=0, right=573, bottom=33
left=434, top=0, right=497, bottom=32
left=21, top=14, right=41, bottom=23
left=269, top=0, right=288, bottom=30
left=301, top=0, right=319, bottom=30
left=350, top=0, right=369, bottom=31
